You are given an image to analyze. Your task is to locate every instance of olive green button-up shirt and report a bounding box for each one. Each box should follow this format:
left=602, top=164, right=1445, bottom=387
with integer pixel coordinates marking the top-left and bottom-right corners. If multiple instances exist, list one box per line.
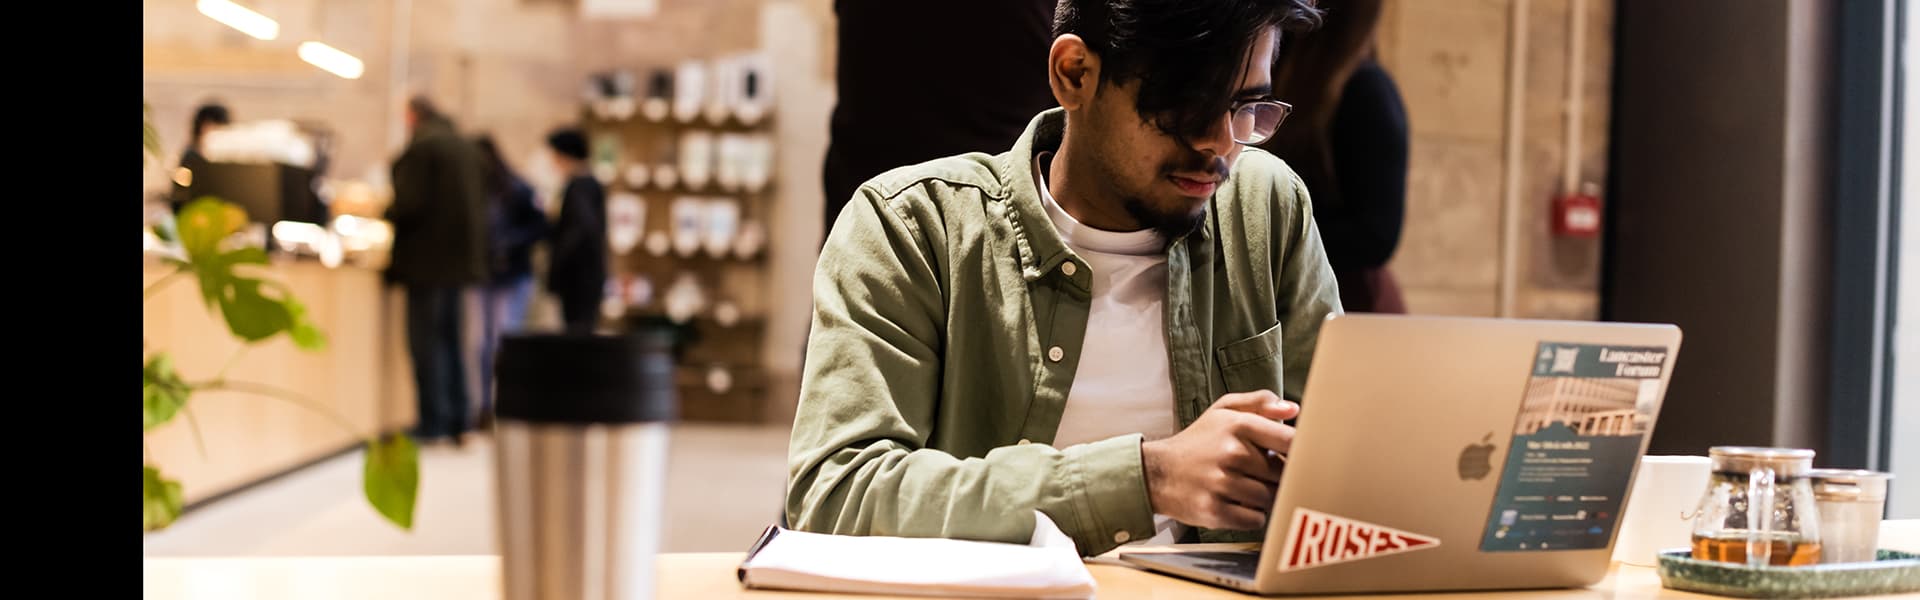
left=786, top=108, right=1343, bottom=557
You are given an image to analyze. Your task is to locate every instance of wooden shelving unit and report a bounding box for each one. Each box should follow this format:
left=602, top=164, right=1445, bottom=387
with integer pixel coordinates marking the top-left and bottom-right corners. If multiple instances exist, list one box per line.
left=582, top=106, right=776, bottom=424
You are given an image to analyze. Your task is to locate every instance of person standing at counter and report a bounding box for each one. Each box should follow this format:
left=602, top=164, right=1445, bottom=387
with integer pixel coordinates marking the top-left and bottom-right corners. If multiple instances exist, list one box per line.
left=474, top=135, right=548, bottom=422
left=170, top=102, right=230, bottom=213
left=787, top=0, right=1338, bottom=557
left=388, top=96, right=489, bottom=446
left=544, top=129, right=609, bottom=335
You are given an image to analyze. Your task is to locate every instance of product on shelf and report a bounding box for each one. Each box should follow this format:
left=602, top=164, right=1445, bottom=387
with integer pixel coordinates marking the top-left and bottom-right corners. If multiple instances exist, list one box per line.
left=732, top=220, right=767, bottom=260
left=679, top=130, right=715, bottom=189
left=671, top=196, right=704, bottom=257
left=625, top=164, right=651, bottom=188
left=673, top=60, right=706, bottom=123
left=713, top=300, right=741, bottom=327
left=732, top=53, right=773, bottom=126
left=645, top=230, right=672, bottom=257
left=742, top=134, right=775, bottom=192
left=652, top=164, right=679, bottom=189
left=663, top=272, right=706, bottom=324
left=608, top=193, right=645, bottom=255
left=703, top=197, right=740, bottom=259
left=706, top=364, right=734, bottom=394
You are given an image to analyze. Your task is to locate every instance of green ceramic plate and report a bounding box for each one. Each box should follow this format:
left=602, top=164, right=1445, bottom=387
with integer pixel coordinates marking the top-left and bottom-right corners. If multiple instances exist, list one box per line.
left=1656, top=549, right=1920, bottom=598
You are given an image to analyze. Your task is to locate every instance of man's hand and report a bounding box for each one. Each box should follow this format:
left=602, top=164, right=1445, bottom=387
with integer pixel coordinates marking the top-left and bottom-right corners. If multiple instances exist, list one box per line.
left=1140, top=390, right=1298, bottom=531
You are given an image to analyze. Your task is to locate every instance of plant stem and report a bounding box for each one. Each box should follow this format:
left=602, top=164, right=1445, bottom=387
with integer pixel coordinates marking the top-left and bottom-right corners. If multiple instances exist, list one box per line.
left=215, top=346, right=247, bottom=381
left=182, top=404, right=209, bottom=460
left=194, top=379, right=368, bottom=442
left=144, top=269, right=189, bottom=300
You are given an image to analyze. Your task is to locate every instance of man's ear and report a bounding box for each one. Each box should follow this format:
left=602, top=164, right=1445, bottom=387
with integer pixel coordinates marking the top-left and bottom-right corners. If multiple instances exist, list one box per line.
left=1048, top=34, right=1100, bottom=111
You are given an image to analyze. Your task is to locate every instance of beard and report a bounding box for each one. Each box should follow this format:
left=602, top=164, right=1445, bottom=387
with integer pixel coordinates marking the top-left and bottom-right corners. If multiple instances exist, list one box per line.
left=1121, top=195, right=1208, bottom=241
left=1116, top=152, right=1230, bottom=241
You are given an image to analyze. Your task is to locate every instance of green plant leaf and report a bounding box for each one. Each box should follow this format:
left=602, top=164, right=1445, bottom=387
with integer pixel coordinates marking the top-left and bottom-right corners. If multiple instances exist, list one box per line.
left=364, top=434, right=419, bottom=530
left=218, top=278, right=295, bottom=342
left=169, top=198, right=331, bottom=347
left=176, top=199, right=249, bottom=264
left=143, top=465, right=184, bottom=532
left=143, top=354, right=191, bottom=432
left=284, top=296, right=327, bottom=351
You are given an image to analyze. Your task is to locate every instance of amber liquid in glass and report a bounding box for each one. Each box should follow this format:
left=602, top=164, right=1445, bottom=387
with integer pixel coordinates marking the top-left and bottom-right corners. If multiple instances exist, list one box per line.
left=1691, top=533, right=1822, bottom=566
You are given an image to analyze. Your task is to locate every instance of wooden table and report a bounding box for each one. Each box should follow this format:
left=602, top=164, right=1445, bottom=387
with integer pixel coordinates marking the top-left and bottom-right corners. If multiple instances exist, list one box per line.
left=143, top=521, right=1920, bottom=599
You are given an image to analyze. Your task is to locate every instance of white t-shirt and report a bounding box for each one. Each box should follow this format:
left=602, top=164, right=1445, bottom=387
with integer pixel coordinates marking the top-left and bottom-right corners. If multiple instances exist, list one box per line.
left=1035, top=152, right=1185, bottom=545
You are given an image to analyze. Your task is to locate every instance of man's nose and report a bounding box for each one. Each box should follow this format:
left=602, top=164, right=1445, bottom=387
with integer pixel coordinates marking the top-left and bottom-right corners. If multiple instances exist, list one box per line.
left=1188, top=110, right=1238, bottom=159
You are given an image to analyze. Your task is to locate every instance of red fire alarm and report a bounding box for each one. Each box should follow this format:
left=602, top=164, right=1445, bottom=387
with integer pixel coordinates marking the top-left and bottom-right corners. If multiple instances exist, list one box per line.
left=1552, top=182, right=1603, bottom=238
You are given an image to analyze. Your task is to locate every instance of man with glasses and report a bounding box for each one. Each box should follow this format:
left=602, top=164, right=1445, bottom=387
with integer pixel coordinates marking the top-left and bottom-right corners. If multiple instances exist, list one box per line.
left=787, top=0, right=1340, bottom=557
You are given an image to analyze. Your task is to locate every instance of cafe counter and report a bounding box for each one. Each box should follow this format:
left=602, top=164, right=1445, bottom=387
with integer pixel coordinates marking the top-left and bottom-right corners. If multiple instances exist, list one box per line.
left=143, top=255, right=416, bottom=506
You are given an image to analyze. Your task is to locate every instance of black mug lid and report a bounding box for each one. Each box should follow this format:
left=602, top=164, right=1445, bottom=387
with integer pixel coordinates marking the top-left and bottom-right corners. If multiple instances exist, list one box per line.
left=494, top=331, right=678, bottom=424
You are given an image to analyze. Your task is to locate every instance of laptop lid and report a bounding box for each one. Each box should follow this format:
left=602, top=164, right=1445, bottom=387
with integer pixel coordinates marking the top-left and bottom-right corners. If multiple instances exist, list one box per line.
left=1250, top=314, right=1682, bottom=595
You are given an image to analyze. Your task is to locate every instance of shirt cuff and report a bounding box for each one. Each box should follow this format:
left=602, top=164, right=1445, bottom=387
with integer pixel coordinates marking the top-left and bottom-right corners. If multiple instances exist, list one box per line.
left=1062, top=433, right=1158, bottom=555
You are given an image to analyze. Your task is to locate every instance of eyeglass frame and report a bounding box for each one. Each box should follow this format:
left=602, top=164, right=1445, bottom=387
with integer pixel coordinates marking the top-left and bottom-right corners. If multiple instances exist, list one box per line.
left=1228, top=97, right=1294, bottom=146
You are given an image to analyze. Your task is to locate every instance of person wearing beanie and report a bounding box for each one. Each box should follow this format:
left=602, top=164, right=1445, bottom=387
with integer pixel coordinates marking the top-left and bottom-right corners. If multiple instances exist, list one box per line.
left=544, top=128, right=609, bottom=334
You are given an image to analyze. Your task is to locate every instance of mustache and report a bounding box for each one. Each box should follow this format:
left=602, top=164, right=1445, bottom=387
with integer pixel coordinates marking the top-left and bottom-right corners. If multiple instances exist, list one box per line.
left=1164, top=154, right=1231, bottom=181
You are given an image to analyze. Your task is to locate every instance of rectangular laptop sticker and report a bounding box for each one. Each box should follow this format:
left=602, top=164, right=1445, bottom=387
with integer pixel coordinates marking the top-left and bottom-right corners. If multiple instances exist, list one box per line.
left=1478, top=342, right=1670, bottom=552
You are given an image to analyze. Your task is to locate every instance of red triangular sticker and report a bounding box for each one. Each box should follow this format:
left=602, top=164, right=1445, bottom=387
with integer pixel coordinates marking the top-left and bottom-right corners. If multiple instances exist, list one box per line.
left=1275, top=508, right=1441, bottom=572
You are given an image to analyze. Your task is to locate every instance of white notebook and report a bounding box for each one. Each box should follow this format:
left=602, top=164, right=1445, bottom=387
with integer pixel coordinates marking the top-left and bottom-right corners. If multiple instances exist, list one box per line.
left=736, top=512, right=1096, bottom=599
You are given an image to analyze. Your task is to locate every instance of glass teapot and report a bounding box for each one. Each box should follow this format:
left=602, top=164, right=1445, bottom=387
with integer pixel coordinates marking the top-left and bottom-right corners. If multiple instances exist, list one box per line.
left=1688, top=447, right=1823, bottom=566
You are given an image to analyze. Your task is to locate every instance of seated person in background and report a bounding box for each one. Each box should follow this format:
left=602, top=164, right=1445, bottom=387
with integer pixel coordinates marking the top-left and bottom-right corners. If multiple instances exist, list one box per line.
left=786, top=0, right=1341, bottom=558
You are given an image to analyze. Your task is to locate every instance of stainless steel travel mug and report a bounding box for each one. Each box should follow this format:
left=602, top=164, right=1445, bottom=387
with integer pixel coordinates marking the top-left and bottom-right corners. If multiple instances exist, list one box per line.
left=494, top=331, right=677, bottom=600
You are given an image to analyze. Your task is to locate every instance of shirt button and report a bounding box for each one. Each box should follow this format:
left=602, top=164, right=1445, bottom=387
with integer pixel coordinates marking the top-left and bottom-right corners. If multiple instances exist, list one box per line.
left=1048, top=346, right=1064, bottom=362
left=1018, top=439, right=1032, bottom=445
left=1113, top=530, right=1132, bottom=544
left=1061, top=262, right=1077, bottom=277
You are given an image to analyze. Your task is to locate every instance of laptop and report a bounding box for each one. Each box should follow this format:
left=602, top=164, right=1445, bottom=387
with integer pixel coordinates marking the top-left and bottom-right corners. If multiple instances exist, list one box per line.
left=1121, top=314, right=1683, bottom=595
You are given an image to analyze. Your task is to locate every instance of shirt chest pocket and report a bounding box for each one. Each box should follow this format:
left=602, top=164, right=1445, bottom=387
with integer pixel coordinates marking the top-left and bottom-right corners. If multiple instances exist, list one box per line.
left=1215, top=322, right=1285, bottom=395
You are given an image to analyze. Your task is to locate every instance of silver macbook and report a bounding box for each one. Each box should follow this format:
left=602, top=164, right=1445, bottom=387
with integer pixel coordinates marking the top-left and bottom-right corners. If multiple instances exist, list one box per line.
left=1122, top=314, right=1683, bottom=595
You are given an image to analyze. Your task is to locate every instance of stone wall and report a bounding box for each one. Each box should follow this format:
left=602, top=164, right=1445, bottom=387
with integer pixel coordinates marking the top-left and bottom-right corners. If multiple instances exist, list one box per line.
left=1376, top=0, right=1613, bottom=319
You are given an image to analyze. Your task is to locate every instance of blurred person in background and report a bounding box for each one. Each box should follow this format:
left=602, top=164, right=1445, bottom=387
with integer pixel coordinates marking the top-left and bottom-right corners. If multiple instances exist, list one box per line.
left=1259, top=0, right=1407, bottom=313
left=474, top=135, right=548, bottom=424
left=170, top=102, right=230, bottom=212
left=544, top=128, right=609, bottom=335
left=388, top=96, right=489, bottom=446
left=820, top=0, right=1059, bottom=240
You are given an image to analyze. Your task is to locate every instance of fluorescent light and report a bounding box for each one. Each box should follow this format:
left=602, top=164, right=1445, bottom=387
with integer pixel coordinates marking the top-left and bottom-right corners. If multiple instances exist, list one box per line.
left=299, top=42, right=365, bottom=79
left=197, top=0, right=279, bottom=40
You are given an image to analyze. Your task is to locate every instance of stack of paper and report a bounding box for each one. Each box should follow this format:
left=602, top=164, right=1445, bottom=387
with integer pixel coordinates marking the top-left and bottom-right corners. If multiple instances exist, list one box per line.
left=736, top=512, right=1096, bottom=599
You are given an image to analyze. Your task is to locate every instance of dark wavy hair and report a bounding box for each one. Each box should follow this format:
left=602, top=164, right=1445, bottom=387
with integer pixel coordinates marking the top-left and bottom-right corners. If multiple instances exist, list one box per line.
left=1053, top=0, right=1323, bottom=141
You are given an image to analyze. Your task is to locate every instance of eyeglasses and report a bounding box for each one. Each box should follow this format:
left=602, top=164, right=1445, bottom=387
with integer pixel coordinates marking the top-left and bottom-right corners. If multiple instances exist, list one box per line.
left=1229, top=99, right=1293, bottom=145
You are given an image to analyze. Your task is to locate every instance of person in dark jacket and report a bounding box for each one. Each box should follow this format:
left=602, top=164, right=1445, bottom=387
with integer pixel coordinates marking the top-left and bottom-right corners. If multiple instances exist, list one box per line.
left=474, top=135, right=548, bottom=419
left=544, top=128, right=609, bottom=335
left=820, top=0, right=1059, bottom=241
left=387, top=96, right=489, bottom=444
left=170, top=102, right=230, bottom=213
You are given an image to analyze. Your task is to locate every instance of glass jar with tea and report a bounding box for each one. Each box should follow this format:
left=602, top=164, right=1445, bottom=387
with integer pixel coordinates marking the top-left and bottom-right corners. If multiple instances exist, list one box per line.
left=1689, top=447, right=1823, bottom=567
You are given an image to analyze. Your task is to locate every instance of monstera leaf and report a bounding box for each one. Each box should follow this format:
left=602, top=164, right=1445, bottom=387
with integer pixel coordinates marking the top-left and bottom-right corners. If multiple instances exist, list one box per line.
left=172, top=199, right=324, bottom=346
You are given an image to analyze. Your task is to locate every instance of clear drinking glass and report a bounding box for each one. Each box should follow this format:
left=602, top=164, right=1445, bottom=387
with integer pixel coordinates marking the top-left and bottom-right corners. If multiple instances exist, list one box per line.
left=1806, top=469, right=1893, bottom=564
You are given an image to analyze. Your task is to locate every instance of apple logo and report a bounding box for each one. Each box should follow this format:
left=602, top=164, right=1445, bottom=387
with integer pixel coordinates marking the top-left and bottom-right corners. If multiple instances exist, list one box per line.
left=1458, top=433, right=1496, bottom=480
